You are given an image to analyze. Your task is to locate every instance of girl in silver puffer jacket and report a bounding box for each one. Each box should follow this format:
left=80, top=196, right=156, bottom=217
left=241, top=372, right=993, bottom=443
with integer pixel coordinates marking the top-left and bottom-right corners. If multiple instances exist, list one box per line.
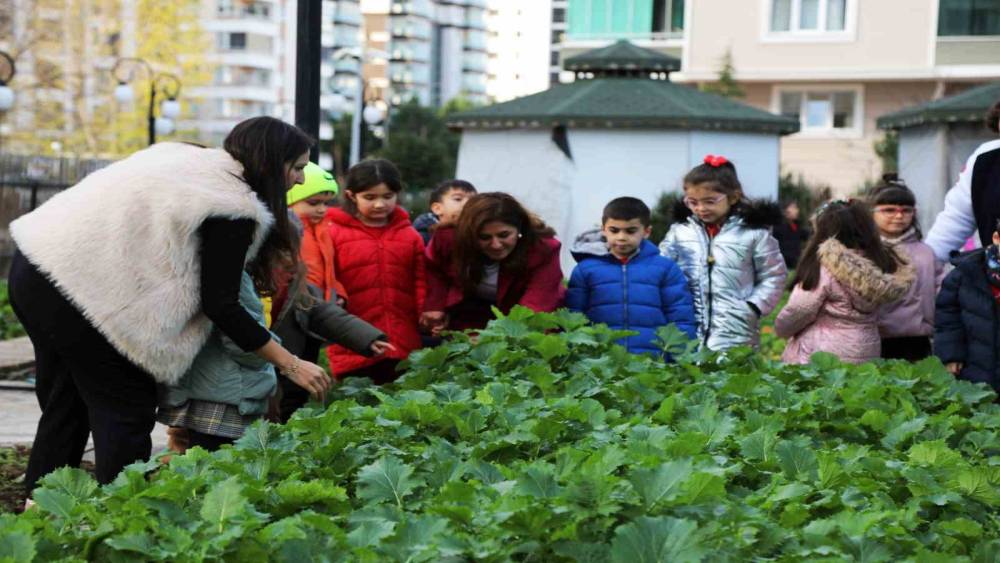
left=659, top=156, right=787, bottom=351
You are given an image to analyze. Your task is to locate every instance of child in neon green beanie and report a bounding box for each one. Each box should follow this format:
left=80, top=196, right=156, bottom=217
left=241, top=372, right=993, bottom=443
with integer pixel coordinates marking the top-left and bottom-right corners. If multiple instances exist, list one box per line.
left=287, top=162, right=339, bottom=224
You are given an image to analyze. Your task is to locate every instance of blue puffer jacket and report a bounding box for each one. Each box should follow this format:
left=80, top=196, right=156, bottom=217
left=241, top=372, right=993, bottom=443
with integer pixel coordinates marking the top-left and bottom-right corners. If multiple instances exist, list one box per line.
left=567, top=231, right=697, bottom=355
left=934, top=249, right=1000, bottom=392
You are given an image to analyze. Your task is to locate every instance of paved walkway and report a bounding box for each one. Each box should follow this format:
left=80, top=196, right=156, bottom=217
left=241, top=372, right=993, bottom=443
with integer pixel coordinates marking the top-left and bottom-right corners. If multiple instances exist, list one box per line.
left=0, top=338, right=168, bottom=459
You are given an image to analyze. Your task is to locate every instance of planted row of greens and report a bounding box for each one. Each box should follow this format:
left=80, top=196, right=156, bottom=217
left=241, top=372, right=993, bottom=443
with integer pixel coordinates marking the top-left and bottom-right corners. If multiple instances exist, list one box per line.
left=2, top=307, right=1000, bottom=561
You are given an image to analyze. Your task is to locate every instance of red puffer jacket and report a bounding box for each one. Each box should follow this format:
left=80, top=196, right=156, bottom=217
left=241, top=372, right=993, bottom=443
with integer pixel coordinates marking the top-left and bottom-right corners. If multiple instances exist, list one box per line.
left=325, top=207, right=425, bottom=375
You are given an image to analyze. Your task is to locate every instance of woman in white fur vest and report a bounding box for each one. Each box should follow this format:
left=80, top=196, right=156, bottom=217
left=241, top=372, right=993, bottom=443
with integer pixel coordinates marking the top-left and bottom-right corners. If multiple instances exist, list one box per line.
left=8, top=117, right=331, bottom=494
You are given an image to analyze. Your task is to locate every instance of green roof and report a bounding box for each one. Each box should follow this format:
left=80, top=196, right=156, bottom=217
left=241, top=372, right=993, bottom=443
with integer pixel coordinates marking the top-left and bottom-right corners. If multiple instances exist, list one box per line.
left=564, top=39, right=681, bottom=73
left=877, top=82, right=1000, bottom=130
left=447, top=78, right=799, bottom=135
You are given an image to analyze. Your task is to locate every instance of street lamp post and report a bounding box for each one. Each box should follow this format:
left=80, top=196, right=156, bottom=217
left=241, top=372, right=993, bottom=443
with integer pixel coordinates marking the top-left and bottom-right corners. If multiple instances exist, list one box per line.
left=112, top=58, right=182, bottom=146
left=328, top=47, right=389, bottom=167
left=0, top=50, right=16, bottom=191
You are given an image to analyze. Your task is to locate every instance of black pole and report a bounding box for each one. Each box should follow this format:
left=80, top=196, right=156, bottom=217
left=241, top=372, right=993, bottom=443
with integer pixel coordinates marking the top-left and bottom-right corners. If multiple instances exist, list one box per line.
left=295, top=0, right=322, bottom=161
left=148, top=81, right=157, bottom=146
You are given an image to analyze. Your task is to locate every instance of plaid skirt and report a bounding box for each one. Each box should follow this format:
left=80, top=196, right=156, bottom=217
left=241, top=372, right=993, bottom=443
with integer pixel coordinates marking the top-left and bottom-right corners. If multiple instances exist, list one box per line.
left=157, top=401, right=260, bottom=440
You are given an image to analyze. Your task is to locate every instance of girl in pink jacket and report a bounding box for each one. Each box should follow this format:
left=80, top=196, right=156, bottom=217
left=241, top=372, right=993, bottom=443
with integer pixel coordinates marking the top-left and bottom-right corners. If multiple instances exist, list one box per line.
left=775, top=200, right=914, bottom=365
left=869, top=175, right=944, bottom=361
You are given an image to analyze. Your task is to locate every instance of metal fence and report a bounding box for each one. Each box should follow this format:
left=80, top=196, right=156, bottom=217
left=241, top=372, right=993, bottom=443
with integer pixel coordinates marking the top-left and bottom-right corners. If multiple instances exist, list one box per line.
left=0, top=154, right=112, bottom=274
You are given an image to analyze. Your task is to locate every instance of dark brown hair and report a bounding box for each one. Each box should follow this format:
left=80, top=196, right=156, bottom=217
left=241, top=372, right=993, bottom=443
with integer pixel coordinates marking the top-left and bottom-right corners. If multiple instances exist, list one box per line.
left=683, top=160, right=744, bottom=200
left=223, top=116, right=314, bottom=295
left=603, top=196, right=651, bottom=226
left=342, top=158, right=404, bottom=216
left=430, top=179, right=477, bottom=205
left=867, top=173, right=921, bottom=237
left=794, top=199, right=902, bottom=291
left=452, top=192, right=555, bottom=294
left=987, top=99, right=1000, bottom=134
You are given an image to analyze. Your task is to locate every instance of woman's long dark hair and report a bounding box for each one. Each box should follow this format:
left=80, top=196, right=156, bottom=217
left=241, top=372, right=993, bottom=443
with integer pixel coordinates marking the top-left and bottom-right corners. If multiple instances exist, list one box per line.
left=223, top=116, right=314, bottom=295
left=867, top=173, right=921, bottom=238
left=794, top=199, right=902, bottom=291
left=452, top=192, right=555, bottom=295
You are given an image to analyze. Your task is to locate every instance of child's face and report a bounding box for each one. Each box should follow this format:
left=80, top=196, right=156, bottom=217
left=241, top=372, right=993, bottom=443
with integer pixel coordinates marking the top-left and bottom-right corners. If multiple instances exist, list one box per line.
left=683, top=183, right=734, bottom=225
left=872, top=204, right=915, bottom=237
left=602, top=218, right=650, bottom=259
left=347, top=183, right=397, bottom=225
left=477, top=221, right=520, bottom=262
left=284, top=151, right=310, bottom=190
left=431, top=188, right=473, bottom=224
left=290, top=192, right=336, bottom=225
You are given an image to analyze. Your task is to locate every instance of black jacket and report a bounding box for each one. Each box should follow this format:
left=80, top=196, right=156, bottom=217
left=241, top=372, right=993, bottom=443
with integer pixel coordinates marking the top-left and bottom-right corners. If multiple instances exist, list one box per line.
left=934, top=249, right=1000, bottom=391
left=772, top=220, right=809, bottom=269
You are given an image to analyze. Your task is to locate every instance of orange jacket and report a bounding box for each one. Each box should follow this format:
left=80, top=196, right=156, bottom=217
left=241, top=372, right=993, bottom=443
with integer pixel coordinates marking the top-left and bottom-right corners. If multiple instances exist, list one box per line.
left=298, top=212, right=347, bottom=302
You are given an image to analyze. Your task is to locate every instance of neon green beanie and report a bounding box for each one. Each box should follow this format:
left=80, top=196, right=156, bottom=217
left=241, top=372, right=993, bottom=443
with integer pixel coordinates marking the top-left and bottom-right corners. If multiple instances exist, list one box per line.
left=287, top=162, right=339, bottom=206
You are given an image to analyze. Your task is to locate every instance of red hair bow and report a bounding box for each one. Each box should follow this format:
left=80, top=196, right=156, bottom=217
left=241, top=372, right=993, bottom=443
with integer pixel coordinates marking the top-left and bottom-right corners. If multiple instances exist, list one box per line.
left=704, top=154, right=729, bottom=167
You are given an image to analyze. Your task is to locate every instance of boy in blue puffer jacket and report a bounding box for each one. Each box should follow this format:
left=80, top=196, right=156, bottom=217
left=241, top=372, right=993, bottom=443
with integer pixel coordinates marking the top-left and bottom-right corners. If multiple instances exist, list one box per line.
left=567, top=197, right=697, bottom=356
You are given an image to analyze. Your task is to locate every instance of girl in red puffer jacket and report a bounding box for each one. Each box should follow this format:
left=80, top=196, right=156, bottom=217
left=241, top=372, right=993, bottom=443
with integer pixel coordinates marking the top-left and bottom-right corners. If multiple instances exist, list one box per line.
left=326, top=159, right=425, bottom=384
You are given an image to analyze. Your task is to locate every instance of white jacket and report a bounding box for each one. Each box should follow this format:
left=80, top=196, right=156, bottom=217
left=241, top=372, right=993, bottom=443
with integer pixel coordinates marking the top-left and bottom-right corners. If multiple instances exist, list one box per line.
left=10, top=143, right=274, bottom=385
left=925, top=138, right=1000, bottom=262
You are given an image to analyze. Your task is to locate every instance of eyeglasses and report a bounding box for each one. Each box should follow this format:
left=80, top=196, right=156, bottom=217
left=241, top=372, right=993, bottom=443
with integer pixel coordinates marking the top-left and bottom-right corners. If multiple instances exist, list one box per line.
left=683, top=194, right=727, bottom=209
left=874, top=206, right=915, bottom=217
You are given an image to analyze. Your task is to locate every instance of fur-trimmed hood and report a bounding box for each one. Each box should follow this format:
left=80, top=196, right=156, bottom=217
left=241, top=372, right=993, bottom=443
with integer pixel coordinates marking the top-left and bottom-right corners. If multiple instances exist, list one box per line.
left=670, top=197, right=784, bottom=230
left=818, top=238, right=915, bottom=306
left=10, top=142, right=274, bottom=384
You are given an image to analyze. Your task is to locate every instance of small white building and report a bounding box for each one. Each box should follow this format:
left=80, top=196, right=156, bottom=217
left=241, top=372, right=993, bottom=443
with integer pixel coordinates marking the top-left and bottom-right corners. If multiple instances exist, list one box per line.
left=447, top=40, right=799, bottom=272
left=877, top=82, right=1000, bottom=234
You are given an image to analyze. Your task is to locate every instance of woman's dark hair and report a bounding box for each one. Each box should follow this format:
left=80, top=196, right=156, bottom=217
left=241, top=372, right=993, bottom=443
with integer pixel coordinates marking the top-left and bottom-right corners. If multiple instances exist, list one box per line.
left=794, top=199, right=902, bottom=291
left=342, top=159, right=404, bottom=215
left=223, top=116, right=314, bottom=295
left=987, top=99, right=1000, bottom=134
left=867, top=173, right=921, bottom=238
left=453, top=192, right=555, bottom=295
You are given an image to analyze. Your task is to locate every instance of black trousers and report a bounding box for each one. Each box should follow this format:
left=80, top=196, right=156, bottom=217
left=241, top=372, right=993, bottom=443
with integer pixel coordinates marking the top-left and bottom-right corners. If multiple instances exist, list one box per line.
left=881, top=336, right=933, bottom=362
left=8, top=251, right=157, bottom=491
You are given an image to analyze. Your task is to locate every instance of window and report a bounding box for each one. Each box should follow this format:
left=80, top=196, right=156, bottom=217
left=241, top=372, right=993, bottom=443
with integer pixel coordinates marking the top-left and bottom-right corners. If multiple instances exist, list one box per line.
left=778, top=88, right=859, bottom=135
left=769, top=0, right=847, bottom=33
left=938, top=0, right=1000, bottom=36
left=218, top=32, right=246, bottom=50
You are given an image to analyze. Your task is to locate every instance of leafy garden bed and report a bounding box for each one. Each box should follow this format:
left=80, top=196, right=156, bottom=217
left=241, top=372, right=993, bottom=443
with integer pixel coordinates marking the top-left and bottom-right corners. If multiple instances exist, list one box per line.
left=2, top=308, right=1000, bottom=561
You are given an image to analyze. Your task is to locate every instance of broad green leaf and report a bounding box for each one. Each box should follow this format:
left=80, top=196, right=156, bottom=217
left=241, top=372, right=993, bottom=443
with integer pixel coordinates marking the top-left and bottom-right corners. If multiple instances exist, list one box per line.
left=357, top=456, right=424, bottom=507
left=347, top=518, right=397, bottom=548
left=610, top=517, right=706, bottom=563
left=0, top=515, right=36, bottom=563
left=909, top=441, right=963, bottom=468
left=882, top=417, right=927, bottom=449
left=680, top=472, right=726, bottom=504
left=938, top=517, right=983, bottom=538
left=200, top=477, right=251, bottom=534
left=740, top=428, right=779, bottom=464
left=629, top=459, right=693, bottom=508
left=776, top=440, right=819, bottom=481
left=32, top=489, right=76, bottom=520
left=516, top=464, right=562, bottom=499
left=533, top=333, right=570, bottom=361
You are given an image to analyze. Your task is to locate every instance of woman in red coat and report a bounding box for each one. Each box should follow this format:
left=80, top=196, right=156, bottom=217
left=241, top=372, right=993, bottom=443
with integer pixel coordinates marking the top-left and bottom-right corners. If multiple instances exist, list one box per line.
left=326, top=159, right=425, bottom=384
left=422, top=192, right=565, bottom=334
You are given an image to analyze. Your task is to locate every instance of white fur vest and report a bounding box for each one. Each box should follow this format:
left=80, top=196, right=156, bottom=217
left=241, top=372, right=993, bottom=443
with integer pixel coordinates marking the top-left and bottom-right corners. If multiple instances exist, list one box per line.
left=10, top=142, right=274, bottom=384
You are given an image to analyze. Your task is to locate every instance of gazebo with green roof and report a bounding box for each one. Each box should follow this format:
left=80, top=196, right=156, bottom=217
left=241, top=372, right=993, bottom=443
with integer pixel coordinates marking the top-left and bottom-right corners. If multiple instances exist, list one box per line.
left=446, top=40, right=798, bottom=272
left=877, top=82, right=1000, bottom=231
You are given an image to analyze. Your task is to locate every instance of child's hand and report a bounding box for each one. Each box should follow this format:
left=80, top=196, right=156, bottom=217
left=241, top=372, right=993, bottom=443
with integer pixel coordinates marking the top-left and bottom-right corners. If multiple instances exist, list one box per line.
left=370, top=340, right=396, bottom=356
left=336, top=296, right=346, bottom=308
left=945, top=362, right=963, bottom=375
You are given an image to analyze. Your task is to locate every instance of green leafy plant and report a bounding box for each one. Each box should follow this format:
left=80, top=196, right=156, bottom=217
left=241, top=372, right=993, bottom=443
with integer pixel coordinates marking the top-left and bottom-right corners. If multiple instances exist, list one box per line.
left=5, top=308, right=1000, bottom=561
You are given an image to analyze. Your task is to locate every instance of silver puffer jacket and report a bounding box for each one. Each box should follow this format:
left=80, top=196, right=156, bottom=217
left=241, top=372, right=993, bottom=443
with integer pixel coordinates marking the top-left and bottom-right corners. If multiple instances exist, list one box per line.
left=659, top=200, right=787, bottom=351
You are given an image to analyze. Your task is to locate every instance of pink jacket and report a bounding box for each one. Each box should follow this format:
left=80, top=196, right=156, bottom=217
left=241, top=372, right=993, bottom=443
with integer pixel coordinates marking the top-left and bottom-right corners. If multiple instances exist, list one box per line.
left=876, top=230, right=943, bottom=338
left=776, top=239, right=914, bottom=364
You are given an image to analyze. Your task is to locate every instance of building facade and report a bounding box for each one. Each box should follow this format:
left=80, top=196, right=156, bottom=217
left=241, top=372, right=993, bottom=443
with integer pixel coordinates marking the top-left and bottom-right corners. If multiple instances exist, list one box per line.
left=485, top=0, right=552, bottom=103
left=360, top=0, right=489, bottom=108
left=551, top=0, right=1000, bottom=195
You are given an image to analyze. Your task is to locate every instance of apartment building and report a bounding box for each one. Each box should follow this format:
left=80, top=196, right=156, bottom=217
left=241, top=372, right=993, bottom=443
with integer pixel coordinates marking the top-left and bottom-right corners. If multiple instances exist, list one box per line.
left=485, top=0, right=552, bottom=103
left=360, top=0, right=489, bottom=108
left=551, top=0, right=1000, bottom=194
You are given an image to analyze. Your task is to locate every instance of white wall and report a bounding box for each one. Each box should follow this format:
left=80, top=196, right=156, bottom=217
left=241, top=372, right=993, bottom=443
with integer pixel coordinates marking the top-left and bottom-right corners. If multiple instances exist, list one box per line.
left=899, top=125, right=949, bottom=233
left=689, top=131, right=781, bottom=200
left=456, top=127, right=783, bottom=275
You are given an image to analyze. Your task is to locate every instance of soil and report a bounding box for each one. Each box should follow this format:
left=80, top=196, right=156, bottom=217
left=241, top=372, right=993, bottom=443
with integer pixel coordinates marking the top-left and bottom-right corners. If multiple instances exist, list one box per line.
left=0, top=445, right=94, bottom=514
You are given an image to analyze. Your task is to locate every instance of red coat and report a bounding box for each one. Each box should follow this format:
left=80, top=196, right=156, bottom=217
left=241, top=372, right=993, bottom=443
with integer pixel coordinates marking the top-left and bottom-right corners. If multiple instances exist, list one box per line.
left=298, top=213, right=346, bottom=301
left=326, top=207, right=425, bottom=375
left=424, top=226, right=565, bottom=330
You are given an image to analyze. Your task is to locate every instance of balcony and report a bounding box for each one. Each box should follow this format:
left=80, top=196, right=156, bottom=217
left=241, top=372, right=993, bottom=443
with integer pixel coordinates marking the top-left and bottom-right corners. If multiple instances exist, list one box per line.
left=462, top=72, right=486, bottom=94
left=390, top=62, right=431, bottom=85
left=391, top=0, right=433, bottom=20
left=462, top=51, right=488, bottom=73
left=390, top=22, right=432, bottom=41
left=391, top=40, right=432, bottom=62
left=216, top=1, right=272, bottom=20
